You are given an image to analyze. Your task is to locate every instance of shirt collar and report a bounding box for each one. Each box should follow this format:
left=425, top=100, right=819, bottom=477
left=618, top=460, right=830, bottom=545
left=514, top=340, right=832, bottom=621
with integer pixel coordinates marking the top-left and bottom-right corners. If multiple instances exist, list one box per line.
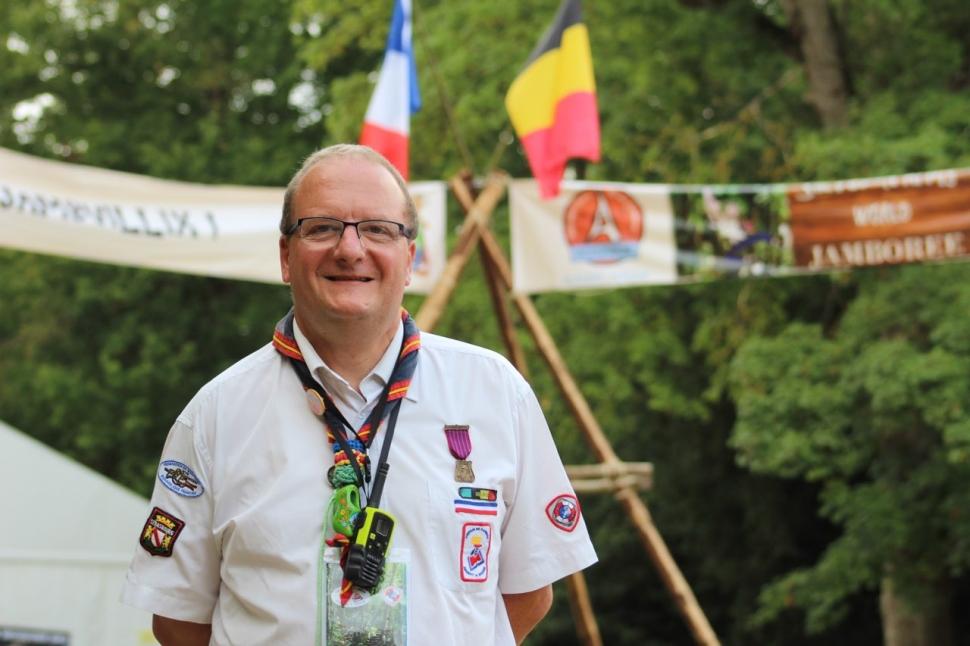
left=292, top=318, right=416, bottom=403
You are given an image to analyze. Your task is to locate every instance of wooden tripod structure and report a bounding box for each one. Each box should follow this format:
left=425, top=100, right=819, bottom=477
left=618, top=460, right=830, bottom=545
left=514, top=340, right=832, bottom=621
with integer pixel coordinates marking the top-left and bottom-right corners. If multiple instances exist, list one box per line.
left=413, top=172, right=720, bottom=646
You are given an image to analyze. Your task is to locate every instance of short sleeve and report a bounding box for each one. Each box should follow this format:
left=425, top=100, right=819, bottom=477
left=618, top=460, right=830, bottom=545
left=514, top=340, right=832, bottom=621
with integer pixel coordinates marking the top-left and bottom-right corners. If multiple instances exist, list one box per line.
left=497, top=380, right=597, bottom=594
left=119, top=408, right=221, bottom=622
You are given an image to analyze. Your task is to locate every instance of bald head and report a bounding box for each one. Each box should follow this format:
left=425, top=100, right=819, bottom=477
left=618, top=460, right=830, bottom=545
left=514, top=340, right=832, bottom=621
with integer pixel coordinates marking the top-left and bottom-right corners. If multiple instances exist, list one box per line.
left=280, top=144, right=418, bottom=237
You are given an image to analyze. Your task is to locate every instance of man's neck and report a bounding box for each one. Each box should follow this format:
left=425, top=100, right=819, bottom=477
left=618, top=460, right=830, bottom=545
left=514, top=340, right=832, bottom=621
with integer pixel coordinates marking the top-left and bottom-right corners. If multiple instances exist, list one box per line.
left=294, top=310, right=398, bottom=392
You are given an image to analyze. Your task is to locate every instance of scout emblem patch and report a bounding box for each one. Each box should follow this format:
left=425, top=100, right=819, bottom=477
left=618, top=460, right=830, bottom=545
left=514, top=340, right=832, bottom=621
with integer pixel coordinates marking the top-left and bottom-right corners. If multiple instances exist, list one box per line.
left=444, top=425, right=475, bottom=483
left=139, top=507, right=185, bottom=557
left=157, top=460, right=204, bottom=498
left=546, top=494, right=581, bottom=532
left=459, top=522, right=492, bottom=582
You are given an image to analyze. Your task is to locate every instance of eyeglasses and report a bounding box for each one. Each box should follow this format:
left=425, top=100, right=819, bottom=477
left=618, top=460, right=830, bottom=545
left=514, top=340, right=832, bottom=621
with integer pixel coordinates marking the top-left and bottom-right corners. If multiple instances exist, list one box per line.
left=285, top=216, right=414, bottom=245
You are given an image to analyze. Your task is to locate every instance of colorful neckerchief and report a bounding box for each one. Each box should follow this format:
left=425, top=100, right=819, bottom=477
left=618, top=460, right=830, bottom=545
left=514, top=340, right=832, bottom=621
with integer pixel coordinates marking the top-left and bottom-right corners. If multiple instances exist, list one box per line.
left=272, top=307, right=420, bottom=605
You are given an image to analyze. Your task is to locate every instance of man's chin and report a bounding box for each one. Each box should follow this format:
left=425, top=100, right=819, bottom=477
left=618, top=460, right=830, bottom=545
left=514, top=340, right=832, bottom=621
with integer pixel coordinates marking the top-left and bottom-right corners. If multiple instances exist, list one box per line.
left=318, top=298, right=380, bottom=321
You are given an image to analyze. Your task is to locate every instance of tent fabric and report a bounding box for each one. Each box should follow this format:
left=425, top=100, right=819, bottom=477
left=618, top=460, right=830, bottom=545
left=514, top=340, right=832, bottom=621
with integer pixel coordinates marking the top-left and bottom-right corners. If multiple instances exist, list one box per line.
left=0, top=420, right=155, bottom=645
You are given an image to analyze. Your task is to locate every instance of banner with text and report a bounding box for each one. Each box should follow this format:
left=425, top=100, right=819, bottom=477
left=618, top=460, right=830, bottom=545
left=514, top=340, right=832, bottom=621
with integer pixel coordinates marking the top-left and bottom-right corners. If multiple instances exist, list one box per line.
left=0, top=147, right=446, bottom=292
left=510, top=168, right=970, bottom=293
left=788, top=170, right=970, bottom=270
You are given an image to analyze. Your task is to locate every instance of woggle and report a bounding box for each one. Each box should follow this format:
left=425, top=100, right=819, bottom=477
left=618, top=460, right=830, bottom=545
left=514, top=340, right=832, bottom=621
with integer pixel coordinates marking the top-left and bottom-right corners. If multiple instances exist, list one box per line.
left=331, top=484, right=361, bottom=537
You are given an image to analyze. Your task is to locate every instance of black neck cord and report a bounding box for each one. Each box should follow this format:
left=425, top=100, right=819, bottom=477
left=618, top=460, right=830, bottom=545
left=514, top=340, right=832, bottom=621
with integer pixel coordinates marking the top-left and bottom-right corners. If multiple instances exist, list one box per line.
left=286, top=355, right=403, bottom=507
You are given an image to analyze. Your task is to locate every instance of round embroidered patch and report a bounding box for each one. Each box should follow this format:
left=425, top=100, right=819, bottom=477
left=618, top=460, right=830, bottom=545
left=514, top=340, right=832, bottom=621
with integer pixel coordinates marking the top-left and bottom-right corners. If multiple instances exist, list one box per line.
left=158, top=459, right=204, bottom=497
left=545, top=494, right=581, bottom=532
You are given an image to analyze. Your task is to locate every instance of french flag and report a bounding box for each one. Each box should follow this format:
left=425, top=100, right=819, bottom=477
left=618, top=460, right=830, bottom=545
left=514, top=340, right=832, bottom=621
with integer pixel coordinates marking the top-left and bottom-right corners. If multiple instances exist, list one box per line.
left=360, top=0, right=421, bottom=179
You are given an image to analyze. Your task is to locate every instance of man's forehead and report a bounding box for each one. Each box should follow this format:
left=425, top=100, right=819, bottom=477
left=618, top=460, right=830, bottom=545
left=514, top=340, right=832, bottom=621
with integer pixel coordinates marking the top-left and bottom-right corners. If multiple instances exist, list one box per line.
left=294, top=156, right=407, bottom=214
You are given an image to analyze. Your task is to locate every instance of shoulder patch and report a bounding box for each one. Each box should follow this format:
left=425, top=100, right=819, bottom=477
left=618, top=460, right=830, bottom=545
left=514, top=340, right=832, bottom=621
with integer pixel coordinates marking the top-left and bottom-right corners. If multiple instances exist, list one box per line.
left=158, top=459, right=204, bottom=497
left=545, top=494, right=581, bottom=532
left=139, top=507, right=185, bottom=557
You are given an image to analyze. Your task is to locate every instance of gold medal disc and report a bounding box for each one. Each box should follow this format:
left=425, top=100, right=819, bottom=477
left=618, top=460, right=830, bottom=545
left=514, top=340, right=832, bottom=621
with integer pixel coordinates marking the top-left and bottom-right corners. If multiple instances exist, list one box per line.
left=454, top=460, right=475, bottom=483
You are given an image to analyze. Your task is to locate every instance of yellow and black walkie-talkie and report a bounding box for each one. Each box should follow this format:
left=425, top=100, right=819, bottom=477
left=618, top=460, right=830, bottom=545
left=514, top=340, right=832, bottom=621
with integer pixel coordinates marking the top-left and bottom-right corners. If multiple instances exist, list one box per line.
left=343, top=462, right=396, bottom=591
left=344, top=506, right=396, bottom=591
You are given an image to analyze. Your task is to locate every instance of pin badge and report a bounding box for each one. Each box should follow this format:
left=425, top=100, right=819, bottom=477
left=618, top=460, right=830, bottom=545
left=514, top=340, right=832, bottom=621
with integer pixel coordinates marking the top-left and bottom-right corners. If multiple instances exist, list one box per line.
left=306, top=389, right=325, bottom=416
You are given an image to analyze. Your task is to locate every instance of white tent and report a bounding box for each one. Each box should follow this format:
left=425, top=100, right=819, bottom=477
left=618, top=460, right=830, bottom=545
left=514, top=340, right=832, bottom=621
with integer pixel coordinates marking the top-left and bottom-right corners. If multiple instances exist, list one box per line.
left=0, top=420, right=155, bottom=646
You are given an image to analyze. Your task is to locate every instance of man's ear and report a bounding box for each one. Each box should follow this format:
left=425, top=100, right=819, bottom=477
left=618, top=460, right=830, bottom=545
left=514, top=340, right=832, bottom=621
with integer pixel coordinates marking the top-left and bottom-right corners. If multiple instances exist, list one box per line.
left=405, top=239, right=416, bottom=286
left=279, top=235, right=291, bottom=284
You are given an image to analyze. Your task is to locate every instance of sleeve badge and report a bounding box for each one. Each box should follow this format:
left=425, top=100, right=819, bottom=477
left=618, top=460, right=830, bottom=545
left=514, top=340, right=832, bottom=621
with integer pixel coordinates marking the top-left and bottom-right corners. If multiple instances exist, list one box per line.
left=139, top=507, right=185, bottom=557
left=545, top=494, right=581, bottom=532
left=158, top=459, right=204, bottom=497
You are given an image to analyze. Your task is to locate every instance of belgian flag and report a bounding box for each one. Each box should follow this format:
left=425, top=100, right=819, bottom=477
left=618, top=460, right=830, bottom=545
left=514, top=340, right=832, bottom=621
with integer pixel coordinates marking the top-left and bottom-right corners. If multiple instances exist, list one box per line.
left=505, top=0, right=600, bottom=198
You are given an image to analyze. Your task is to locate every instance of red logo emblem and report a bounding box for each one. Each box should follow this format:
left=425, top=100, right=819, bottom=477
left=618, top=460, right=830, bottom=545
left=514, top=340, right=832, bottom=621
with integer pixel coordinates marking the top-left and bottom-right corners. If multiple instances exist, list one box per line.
left=545, top=494, right=581, bottom=532
left=563, top=191, right=643, bottom=264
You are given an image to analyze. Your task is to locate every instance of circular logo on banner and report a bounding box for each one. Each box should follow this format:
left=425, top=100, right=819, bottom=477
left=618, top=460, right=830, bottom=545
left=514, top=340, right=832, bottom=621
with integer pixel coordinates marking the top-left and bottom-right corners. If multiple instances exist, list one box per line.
left=563, top=190, right=643, bottom=264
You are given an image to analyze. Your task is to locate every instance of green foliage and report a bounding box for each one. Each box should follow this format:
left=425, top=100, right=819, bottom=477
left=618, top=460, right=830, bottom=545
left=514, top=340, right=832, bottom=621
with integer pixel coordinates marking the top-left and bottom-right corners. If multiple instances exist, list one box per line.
left=0, top=249, right=291, bottom=494
left=731, top=264, right=970, bottom=633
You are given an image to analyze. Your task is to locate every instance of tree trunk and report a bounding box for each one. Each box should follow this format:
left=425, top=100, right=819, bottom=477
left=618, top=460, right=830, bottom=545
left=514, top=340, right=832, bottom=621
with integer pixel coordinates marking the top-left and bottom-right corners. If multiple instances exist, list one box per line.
left=780, top=0, right=848, bottom=127
left=879, top=575, right=953, bottom=646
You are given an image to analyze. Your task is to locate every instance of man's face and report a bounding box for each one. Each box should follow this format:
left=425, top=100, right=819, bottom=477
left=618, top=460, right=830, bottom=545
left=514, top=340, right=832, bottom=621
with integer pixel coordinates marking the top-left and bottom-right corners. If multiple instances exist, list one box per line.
left=279, top=156, right=415, bottom=330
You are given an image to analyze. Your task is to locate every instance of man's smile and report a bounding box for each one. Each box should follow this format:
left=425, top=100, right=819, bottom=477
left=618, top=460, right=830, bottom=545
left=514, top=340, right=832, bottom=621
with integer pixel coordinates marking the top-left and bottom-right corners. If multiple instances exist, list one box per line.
left=326, top=275, right=373, bottom=282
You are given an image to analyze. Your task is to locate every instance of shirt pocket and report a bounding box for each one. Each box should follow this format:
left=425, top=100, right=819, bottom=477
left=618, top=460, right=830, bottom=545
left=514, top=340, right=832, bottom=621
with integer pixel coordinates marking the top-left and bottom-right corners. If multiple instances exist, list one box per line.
left=425, top=479, right=506, bottom=593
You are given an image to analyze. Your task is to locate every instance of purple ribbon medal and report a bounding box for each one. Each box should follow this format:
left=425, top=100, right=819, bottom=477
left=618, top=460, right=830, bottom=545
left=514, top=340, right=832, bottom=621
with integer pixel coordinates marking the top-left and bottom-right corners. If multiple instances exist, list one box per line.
left=444, top=425, right=475, bottom=483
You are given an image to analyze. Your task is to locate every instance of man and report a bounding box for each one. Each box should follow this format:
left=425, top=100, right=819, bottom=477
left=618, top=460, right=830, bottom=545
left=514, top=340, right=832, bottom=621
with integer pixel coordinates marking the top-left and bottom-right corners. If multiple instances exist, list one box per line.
left=122, top=144, right=597, bottom=645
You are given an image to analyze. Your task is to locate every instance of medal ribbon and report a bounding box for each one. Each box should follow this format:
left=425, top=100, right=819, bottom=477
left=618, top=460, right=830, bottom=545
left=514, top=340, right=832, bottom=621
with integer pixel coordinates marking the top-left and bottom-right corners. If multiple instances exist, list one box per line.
left=272, top=307, right=420, bottom=604
left=444, top=425, right=472, bottom=460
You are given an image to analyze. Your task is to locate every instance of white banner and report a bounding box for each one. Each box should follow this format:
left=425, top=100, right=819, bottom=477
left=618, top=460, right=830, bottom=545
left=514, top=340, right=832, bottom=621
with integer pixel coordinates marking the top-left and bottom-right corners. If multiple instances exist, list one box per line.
left=0, top=147, right=446, bottom=292
left=510, top=179, right=677, bottom=293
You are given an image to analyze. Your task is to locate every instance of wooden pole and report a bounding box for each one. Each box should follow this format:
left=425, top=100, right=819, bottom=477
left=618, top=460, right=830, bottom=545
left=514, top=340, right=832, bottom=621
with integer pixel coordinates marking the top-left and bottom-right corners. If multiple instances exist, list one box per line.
left=415, top=171, right=507, bottom=332
left=564, top=568, right=604, bottom=646
left=566, top=462, right=654, bottom=493
left=472, top=223, right=721, bottom=646
left=449, top=179, right=600, bottom=646
left=450, top=174, right=530, bottom=378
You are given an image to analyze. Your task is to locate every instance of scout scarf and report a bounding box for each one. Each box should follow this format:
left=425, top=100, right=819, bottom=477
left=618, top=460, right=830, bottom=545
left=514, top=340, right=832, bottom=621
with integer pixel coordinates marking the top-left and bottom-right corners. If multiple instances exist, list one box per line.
left=271, top=307, right=420, bottom=604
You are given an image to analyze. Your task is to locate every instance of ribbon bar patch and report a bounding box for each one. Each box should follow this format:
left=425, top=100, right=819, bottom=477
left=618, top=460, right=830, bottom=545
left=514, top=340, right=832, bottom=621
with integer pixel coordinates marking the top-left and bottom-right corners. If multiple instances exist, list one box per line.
left=458, top=487, right=497, bottom=502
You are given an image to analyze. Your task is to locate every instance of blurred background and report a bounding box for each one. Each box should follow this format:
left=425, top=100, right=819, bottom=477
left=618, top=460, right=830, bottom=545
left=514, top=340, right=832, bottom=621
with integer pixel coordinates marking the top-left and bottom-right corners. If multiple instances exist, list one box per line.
left=1, top=0, right=969, bottom=644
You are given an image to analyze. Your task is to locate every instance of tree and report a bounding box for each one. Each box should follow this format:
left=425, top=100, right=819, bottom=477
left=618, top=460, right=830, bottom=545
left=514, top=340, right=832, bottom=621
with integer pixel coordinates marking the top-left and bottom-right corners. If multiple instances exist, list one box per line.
left=2, top=0, right=970, bottom=644
left=730, top=263, right=970, bottom=645
left=780, top=0, right=848, bottom=127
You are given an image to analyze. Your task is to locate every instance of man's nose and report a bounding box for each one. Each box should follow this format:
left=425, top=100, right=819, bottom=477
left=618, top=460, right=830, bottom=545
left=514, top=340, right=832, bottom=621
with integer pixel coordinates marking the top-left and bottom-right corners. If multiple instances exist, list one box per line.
left=333, top=223, right=366, bottom=256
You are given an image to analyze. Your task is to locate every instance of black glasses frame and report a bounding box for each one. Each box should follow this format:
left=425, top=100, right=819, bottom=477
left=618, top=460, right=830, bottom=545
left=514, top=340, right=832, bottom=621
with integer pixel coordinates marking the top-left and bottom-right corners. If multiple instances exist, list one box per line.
left=285, top=216, right=414, bottom=242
